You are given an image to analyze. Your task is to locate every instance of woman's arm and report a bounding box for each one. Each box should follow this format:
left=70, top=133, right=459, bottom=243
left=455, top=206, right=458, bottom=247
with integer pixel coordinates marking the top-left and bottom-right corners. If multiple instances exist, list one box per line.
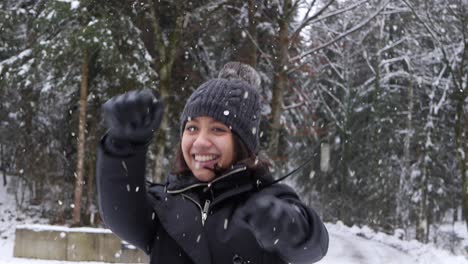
left=278, top=196, right=329, bottom=263
left=96, top=135, right=157, bottom=254
left=96, top=89, right=164, bottom=254
left=237, top=184, right=329, bottom=263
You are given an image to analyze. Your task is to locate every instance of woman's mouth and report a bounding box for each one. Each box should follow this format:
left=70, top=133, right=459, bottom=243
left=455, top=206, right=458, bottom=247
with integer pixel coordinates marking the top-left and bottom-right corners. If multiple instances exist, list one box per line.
left=193, top=154, right=220, bottom=169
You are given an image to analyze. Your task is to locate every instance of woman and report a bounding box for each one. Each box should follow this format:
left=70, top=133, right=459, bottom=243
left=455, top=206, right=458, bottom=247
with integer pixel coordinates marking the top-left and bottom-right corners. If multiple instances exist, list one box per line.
left=97, top=62, right=328, bottom=264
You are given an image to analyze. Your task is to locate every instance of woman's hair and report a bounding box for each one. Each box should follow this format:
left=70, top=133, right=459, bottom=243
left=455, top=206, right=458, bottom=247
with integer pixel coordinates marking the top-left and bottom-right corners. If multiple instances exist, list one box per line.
left=171, top=132, right=270, bottom=178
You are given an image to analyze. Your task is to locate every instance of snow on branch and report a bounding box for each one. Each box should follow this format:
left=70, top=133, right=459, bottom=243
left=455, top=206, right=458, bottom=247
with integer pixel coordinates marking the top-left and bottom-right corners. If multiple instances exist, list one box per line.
left=317, top=87, right=345, bottom=133
left=290, top=0, right=337, bottom=39
left=380, top=70, right=411, bottom=83
left=292, top=0, right=369, bottom=39
left=433, top=82, right=449, bottom=116
left=318, top=83, right=346, bottom=112
left=377, top=37, right=407, bottom=56
left=225, top=12, right=274, bottom=68
left=0, top=49, right=32, bottom=72
left=186, top=0, right=229, bottom=21
left=399, top=0, right=455, bottom=77
left=290, top=0, right=391, bottom=63
left=283, top=101, right=304, bottom=110
left=323, top=55, right=345, bottom=80
left=283, top=81, right=307, bottom=110
left=378, top=55, right=411, bottom=68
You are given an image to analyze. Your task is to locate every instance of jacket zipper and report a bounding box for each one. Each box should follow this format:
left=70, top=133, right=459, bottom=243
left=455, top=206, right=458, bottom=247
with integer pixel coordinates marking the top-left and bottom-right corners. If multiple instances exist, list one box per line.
left=201, top=200, right=211, bottom=226
left=166, top=166, right=247, bottom=194
left=181, top=194, right=211, bottom=226
left=170, top=166, right=247, bottom=226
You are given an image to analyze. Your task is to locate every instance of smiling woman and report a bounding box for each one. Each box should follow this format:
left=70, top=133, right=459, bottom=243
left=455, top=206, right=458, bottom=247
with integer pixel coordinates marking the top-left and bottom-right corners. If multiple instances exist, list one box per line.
left=96, top=62, right=329, bottom=264
left=181, top=116, right=235, bottom=182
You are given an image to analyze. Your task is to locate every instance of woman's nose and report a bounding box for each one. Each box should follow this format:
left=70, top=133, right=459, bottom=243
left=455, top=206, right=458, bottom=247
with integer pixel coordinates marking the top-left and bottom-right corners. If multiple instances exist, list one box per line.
left=193, top=130, right=212, bottom=148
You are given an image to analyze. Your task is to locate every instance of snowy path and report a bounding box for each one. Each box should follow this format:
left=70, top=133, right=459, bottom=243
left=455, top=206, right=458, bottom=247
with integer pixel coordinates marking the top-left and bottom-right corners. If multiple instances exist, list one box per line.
left=320, top=229, right=417, bottom=264
left=322, top=223, right=467, bottom=264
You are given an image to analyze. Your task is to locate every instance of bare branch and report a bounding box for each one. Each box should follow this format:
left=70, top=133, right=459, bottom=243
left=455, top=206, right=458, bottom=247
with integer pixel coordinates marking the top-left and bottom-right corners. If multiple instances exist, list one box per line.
left=290, top=0, right=336, bottom=40
left=434, top=82, right=449, bottom=115
left=287, top=0, right=303, bottom=19
left=363, top=50, right=376, bottom=75
left=379, top=55, right=410, bottom=68
left=291, top=0, right=368, bottom=40
left=283, top=101, right=304, bottom=110
left=226, top=13, right=274, bottom=68
left=318, top=83, right=346, bottom=112
left=317, top=84, right=345, bottom=132
left=185, top=0, right=229, bottom=21
left=295, top=0, right=316, bottom=25
left=377, top=37, right=407, bottom=56
left=400, top=0, right=442, bottom=53
left=400, top=0, right=464, bottom=92
left=290, top=0, right=391, bottom=64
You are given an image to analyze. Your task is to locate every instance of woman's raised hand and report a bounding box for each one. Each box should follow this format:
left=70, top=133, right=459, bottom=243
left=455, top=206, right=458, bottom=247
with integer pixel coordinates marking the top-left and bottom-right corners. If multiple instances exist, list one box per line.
left=102, top=89, right=164, bottom=144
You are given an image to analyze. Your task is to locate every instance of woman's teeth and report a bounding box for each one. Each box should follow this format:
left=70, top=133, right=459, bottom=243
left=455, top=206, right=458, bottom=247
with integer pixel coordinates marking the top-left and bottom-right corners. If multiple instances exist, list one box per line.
left=194, top=154, right=218, bottom=162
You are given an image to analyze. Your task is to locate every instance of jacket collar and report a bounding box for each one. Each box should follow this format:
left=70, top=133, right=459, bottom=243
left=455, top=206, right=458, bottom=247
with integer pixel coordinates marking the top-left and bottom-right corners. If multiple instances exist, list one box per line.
left=165, top=164, right=272, bottom=195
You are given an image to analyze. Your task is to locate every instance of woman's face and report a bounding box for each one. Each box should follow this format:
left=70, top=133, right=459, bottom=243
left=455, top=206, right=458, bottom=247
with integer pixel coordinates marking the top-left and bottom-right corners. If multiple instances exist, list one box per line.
left=181, top=116, right=235, bottom=182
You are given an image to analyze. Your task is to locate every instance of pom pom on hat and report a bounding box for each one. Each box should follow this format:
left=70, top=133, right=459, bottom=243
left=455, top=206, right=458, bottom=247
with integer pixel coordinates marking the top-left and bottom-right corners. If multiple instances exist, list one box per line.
left=218, top=61, right=261, bottom=89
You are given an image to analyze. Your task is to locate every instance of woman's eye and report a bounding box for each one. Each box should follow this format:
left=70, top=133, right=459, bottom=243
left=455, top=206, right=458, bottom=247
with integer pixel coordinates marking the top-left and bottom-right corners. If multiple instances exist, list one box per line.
left=186, top=126, right=197, bottom=132
left=213, top=127, right=227, bottom=133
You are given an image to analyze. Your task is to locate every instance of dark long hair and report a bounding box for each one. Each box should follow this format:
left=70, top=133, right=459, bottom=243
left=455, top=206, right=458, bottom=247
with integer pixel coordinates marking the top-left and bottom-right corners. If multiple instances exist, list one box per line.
left=171, top=132, right=270, bottom=178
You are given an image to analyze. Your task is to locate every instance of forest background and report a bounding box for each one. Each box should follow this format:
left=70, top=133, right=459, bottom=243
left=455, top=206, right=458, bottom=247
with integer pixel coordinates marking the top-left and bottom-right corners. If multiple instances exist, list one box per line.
left=0, top=0, right=467, bottom=246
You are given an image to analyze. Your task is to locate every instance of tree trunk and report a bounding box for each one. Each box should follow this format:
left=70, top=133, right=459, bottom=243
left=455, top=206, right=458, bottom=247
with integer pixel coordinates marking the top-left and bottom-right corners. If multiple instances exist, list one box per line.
left=153, top=76, right=169, bottom=183
left=339, top=129, right=349, bottom=224
left=455, top=97, right=468, bottom=229
left=455, top=94, right=468, bottom=228
left=340, top=54, right=353, bottom=226
left=151, top=32, right=170, bottom=183
left=1, top=144, right=6, bottom=186
left=371, top=57, right=381, bottom=194
left=416, top=163, right=428, bottom=243
left=269, top=0, right=290, bottom=157
left=148, top=0, right=183, bottom=183
left=85, top=121, right=97, bottom=226
left=398, top=79, right=413, bottom=234
left=247, top=0, right=258, bottom=67
left=72, top=48, right=89, bottom=226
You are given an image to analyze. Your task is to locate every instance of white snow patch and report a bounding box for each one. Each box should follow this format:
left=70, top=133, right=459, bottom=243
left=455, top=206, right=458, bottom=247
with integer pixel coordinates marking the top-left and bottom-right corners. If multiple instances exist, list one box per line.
left=321, top=222, right=467, bottom=264
left=70, top=1, right=80, bottom=10
left=46, top=10, right=56, bottom=20
left=57, top=0, right=81, bottom=10
left=0, top=49, right=32, bottom=72
left=15, top=224, right=112, bottom=234
left=0, top=175, right=112, bottom=264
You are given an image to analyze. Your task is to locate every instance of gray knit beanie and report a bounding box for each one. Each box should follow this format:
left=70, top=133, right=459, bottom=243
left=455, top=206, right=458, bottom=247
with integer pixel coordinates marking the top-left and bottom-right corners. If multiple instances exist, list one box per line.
left=180, top=62, right=262, bottom=154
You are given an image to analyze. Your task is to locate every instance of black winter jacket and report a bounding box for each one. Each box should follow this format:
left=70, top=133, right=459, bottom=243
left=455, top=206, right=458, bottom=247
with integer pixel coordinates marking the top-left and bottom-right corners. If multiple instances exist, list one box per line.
left=97, top=142, right=328, bottom=264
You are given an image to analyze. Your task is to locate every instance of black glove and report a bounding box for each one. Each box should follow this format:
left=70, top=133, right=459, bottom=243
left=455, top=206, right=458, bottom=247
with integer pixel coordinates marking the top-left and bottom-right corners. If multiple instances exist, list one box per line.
left=238, top=195, right=307, bottom=249
left=102, top=89, right=163, bottom=155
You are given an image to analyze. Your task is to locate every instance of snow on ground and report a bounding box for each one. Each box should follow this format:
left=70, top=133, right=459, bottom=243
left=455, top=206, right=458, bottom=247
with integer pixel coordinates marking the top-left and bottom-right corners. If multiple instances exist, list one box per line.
left=1, top=176, right=467, bottom=263
left=0, top=176, right=112, bottom=264
left=322, top=222, right=467, bottom=264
